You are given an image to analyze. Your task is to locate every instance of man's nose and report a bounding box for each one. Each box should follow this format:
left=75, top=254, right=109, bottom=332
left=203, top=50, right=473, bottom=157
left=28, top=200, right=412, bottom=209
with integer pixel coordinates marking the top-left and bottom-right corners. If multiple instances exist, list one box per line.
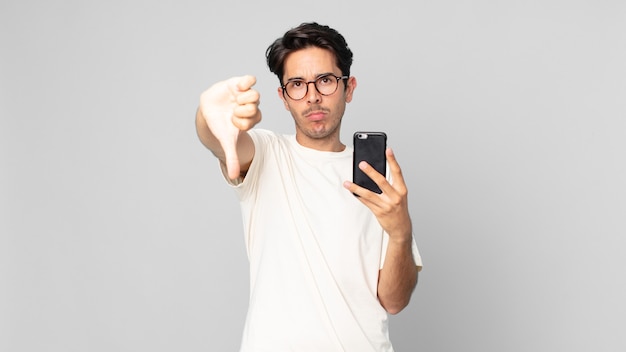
left=305, top=81, right=321, bottom=103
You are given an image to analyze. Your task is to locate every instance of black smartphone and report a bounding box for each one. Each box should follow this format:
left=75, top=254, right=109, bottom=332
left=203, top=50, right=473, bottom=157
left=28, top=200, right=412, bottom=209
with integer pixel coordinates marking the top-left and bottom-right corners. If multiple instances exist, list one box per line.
left=353, top=132, right=387, bottom=194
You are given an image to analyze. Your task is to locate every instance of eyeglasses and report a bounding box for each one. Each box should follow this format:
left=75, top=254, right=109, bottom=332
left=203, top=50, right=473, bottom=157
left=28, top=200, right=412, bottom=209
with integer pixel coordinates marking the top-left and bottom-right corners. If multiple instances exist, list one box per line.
left=281, top=74, right=349, bottom=100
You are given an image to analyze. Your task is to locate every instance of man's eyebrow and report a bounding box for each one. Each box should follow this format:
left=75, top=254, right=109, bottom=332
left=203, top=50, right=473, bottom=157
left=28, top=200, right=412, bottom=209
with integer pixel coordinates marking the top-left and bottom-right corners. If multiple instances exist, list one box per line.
left=285, top=72, right=334, bottom=82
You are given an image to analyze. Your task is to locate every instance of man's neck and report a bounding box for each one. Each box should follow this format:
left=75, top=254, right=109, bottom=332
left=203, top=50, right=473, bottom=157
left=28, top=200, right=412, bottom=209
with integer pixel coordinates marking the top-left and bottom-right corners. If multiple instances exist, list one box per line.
left=295, top=133, right=345, bottom=152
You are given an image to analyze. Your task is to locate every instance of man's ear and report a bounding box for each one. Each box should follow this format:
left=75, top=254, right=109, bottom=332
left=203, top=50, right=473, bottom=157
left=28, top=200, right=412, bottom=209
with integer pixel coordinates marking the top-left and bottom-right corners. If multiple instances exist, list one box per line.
left=345, top=76, right=357, bottom=103
left=277, top=87, right=290, bottom=111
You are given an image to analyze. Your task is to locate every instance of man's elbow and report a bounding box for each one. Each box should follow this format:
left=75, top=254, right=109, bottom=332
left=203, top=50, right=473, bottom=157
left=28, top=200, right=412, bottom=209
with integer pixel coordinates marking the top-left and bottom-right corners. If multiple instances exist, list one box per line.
left=382, top=299, right=411, bottom=315
left=379, top=271, right=419, bottom=315
left=382, top=287, right=415, bottom=314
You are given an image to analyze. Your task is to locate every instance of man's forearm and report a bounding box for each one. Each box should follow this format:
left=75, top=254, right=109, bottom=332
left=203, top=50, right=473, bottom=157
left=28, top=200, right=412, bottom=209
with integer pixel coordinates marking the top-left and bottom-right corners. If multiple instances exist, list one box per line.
left=377, top=237, right=418, bottom=315
left=196, top=107, right=225, bottom=159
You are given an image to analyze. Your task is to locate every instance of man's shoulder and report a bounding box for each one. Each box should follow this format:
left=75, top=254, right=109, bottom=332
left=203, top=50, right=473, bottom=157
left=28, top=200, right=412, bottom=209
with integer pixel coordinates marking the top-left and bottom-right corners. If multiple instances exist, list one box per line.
left=249, top=129, right=292, bottom=146
left=249, top=128, right=287, bottom=137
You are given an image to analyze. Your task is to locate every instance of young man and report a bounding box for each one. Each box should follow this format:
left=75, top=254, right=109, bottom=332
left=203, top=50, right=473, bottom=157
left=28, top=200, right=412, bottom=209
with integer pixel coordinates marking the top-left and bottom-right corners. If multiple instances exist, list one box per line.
left=196, top=22, right=422, bottom=352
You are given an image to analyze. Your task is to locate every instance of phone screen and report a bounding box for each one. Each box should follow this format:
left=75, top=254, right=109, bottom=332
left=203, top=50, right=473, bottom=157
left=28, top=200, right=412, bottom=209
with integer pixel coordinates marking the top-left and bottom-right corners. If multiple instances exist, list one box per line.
left=353, top=132, right=387, bottom=194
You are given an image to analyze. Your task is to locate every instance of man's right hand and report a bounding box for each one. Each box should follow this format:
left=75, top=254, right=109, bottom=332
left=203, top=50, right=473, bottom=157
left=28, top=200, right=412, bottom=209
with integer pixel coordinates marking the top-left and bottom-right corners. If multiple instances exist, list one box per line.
left=199, top=75, right=262, bottom=179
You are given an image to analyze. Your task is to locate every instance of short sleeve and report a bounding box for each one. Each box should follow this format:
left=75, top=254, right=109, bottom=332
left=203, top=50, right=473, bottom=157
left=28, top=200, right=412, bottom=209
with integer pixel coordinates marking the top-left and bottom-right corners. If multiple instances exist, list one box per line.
left=380, top=231, right=423, bottom=272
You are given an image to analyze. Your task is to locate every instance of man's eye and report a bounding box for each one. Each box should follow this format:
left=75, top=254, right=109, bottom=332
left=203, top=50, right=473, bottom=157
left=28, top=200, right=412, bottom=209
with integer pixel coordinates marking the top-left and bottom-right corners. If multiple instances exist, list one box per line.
left=318, top=76, right=337, bottom=86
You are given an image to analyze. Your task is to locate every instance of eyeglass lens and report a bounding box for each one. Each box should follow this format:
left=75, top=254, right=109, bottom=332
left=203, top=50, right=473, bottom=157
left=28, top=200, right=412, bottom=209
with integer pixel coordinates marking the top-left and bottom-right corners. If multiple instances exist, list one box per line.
left=284, top=75, right=344, bottom=100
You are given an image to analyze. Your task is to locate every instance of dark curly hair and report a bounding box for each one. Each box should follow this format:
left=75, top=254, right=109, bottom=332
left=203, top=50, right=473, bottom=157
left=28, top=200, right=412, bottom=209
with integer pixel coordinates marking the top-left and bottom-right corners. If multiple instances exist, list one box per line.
left=266, top=22, right=354, bottom=85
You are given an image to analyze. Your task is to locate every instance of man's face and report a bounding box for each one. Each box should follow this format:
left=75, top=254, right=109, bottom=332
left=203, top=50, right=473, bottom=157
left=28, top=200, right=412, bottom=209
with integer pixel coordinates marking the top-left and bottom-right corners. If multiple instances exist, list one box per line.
left=278, top=46, right=356, bottom=150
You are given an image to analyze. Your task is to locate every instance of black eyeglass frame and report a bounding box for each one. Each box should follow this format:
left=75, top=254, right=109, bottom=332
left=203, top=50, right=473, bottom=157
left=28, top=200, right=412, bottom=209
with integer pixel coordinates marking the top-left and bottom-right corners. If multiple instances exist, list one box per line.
left=281, top=74, right=349, bottom=100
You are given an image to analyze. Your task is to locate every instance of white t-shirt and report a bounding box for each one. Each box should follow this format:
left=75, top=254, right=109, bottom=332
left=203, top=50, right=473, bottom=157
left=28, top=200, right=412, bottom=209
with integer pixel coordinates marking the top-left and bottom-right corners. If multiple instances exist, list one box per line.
left=221, top=129, right=422, bottom=352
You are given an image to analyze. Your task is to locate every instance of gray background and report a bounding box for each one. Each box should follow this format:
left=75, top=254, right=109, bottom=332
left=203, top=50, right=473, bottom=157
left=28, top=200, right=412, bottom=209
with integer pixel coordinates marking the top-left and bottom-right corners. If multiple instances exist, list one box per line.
left=2, top=0, right=625, bottom=351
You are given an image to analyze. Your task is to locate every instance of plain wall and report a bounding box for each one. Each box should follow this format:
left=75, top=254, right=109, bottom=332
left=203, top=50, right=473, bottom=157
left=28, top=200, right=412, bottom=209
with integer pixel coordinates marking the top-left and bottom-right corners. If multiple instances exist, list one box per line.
left=2, top=1, right=625, bottom=351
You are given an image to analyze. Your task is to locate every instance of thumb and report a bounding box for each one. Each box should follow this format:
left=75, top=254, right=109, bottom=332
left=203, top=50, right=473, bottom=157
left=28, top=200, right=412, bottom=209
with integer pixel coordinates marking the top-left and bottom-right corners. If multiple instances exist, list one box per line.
left=221, top=132, right=242, bottom=180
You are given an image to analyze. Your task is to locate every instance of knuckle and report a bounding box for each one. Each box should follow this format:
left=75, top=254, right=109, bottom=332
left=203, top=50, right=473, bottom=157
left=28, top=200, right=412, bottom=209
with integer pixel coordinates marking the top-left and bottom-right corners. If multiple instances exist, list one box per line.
left=235, top=104, right=256, bottom=117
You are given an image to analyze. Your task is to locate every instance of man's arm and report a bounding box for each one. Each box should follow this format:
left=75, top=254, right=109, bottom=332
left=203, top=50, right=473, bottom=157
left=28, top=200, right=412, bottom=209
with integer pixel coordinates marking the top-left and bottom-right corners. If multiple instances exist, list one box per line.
left=378, top=233, right=418, bottom=315
left=196, top=75, right=261, bottom=179
left=195, top=107, right=255, bottom=177
left=343, top=148, right=419, bottom=314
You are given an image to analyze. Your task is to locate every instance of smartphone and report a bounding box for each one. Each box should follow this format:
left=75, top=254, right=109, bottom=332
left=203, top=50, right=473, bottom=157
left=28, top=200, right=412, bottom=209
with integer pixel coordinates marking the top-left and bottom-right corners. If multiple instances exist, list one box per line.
left=353, top=132, right=387, bottom=194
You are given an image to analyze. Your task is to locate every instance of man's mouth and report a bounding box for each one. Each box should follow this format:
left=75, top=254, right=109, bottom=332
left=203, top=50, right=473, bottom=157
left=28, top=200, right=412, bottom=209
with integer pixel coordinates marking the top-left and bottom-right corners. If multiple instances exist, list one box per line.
left=304, top=107, right=328, bottom=121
